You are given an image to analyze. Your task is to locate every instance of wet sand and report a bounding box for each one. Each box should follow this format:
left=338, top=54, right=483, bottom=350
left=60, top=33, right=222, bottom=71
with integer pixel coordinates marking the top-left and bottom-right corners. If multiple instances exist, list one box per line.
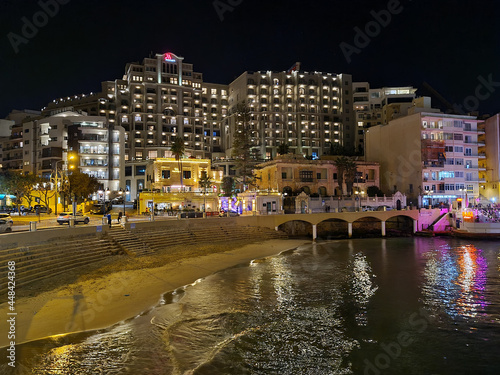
left=0, top=239, right=309, bottom=347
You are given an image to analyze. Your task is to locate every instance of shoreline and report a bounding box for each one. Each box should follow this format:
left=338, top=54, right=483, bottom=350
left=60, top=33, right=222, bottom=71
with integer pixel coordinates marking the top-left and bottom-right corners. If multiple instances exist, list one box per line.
left=0, top=238, right=309, bottom=348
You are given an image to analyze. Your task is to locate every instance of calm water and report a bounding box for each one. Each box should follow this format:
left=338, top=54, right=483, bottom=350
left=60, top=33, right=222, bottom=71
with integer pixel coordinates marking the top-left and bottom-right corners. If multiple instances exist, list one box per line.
left=2, top=238, right=500, bottom=375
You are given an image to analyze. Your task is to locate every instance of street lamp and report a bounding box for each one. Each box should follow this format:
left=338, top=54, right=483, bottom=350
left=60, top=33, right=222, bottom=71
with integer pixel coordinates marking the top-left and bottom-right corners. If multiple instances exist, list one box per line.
left=425, top=190, right=433, bottom=209
left=119, top=187, right=128, bottom=217
left=52, top=159, right=66, bottom=216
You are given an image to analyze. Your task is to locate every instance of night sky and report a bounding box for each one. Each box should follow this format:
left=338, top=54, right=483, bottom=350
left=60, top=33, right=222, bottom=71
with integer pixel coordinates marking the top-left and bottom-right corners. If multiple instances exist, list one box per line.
left=1, top=0, right=499, bottom=118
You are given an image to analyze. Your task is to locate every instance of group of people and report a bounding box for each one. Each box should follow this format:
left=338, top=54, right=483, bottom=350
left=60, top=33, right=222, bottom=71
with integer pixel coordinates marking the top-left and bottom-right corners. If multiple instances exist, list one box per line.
left=104, top=211, right=124, bottom=227
left=474, top=207, right=500, bottom=223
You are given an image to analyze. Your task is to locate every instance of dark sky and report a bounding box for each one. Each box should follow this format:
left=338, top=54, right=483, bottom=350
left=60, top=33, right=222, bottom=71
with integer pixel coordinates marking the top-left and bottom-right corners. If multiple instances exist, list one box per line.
left=1, top=0, right=499, bottom=118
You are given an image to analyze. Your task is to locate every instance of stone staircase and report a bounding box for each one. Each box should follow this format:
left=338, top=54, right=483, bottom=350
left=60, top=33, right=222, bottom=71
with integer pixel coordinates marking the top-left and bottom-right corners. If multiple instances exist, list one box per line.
left=135, top=224, right=288, bottom=251
left=106, top=226, right=153, bottom=257
left=0, top=236, right=121, bottom=301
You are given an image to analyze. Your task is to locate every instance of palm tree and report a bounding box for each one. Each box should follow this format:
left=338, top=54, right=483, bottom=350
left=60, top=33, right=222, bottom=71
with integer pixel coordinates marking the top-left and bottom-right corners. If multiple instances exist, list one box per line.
left=199, top=171, right=212, bottom=214
left=277, top=143, right=290, bottom=156
left=334, top=156, right=348, bottom=196
left=344, top=158, right=358, bottom=196
left=171, top=137, right=185, bottom=191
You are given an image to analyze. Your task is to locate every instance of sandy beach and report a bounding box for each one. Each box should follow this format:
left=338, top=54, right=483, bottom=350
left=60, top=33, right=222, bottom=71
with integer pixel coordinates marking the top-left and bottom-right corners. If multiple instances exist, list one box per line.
left=0, top=238, right=309, bottom=347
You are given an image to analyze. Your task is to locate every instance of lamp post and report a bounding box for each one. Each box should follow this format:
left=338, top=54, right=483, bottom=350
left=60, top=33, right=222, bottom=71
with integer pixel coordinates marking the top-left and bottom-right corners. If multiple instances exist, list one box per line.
left=52, top=160, right=66, bottom=216
left=425, top=190, right=433, bottom=209
left=119, top=187, right=127, bottom=217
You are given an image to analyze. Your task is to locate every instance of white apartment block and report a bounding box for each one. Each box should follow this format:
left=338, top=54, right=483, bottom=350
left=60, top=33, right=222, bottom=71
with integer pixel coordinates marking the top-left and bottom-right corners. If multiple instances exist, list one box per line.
left=366, top=100, right=484, bottom=207
left=18, top=112, right=125, bottom=192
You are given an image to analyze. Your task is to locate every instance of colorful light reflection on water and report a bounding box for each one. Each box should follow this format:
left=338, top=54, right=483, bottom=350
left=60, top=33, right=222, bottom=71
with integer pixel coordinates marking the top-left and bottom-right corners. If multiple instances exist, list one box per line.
left=422, top=243, right=488, bottom=319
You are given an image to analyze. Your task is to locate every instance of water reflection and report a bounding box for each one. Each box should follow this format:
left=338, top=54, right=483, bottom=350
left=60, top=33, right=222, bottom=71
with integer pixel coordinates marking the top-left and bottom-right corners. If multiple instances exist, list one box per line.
left=349, top=253, right=378, bottom=326
left=3, top=239, right=498, bottom=375
left=422, top=244, right=488, bottom=319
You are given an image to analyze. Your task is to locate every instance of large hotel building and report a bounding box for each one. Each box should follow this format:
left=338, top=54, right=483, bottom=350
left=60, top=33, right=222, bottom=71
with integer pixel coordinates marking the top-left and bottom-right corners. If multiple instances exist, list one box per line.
left=42, top=53, right=355, bottom=160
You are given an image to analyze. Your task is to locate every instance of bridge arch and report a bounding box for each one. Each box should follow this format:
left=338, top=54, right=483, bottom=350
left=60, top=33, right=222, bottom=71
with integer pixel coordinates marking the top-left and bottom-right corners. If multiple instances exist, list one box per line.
left=352, top=216, right=382, bottom=237
left=278, top=220, right=313, bottom=238
left=385, top=215, right=414, bottom=235
left=316, top=218, right=349, bottom=239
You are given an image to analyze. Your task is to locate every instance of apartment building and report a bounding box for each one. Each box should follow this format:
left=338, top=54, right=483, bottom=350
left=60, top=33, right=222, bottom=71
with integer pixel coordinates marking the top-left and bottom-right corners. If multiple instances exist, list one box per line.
left=19, top=111, right=125, bottom=192
left=353, top=84, right=416, bottom=153
left=228, top=69, right=355, bottom=159
left=365, top=99, right=484, bottom=206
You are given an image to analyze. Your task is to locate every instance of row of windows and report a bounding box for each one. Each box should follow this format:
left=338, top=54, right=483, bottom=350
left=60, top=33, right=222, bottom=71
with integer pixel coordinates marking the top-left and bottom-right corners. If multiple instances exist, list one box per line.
left=424, top=184, right=472, bottom=192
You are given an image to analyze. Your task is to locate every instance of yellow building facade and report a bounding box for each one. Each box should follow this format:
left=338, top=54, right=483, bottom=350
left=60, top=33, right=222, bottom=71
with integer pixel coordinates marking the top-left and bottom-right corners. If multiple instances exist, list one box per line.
left=139, top=158, right=223, bottom=213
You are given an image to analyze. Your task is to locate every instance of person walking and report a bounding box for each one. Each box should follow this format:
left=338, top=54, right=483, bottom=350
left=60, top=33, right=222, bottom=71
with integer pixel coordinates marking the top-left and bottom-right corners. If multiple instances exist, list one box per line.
left=107, top=213, right=112, bottom=228
left=118, top=211, right=123, bottom=224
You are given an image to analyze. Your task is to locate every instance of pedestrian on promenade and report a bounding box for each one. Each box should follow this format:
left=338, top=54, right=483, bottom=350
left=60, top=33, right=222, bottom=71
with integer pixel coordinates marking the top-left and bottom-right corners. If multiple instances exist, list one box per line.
left=107, top=213, right=112, bottom=228
left=118, top=211, right=123, bottom=224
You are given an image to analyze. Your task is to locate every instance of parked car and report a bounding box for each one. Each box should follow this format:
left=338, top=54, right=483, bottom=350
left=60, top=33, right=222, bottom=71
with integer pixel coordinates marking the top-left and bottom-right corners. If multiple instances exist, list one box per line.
left=0, top=217, right=13, bottom=233
left=33, top=205, right=52, bottom=214
left=90, top=202, right=112, bottom=215
left=0, top=213, right=13, bottom=221
left=376, top=205, right=392, bottom=211
left=362, top=206, right=375, bottom=211
left=219, top=210, right=239, bottom=217
left=57, top=212, right=90, bottom=225
left=111, top=196, right=124, bottom=204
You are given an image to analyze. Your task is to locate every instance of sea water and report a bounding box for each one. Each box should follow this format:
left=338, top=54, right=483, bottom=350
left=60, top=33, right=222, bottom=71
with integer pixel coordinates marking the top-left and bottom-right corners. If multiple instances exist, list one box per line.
left=2, top=237, right=499, bottom=374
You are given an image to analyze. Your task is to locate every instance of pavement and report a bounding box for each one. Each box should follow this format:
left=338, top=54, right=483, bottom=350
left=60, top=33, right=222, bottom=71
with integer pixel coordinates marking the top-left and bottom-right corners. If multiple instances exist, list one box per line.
left=8, top=210, right=178, bottom=232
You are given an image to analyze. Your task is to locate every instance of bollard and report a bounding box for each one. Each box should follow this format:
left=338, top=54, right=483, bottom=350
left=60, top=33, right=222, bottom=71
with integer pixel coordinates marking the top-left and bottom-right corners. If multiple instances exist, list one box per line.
left=69, top=218, right=75, bottom=227
left=29, top=221, right=37, bottom=232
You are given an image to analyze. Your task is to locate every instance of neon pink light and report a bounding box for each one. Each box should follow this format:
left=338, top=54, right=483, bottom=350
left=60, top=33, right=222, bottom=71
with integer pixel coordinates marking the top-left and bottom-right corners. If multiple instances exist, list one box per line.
left=164, top=53, right=175, bottom=62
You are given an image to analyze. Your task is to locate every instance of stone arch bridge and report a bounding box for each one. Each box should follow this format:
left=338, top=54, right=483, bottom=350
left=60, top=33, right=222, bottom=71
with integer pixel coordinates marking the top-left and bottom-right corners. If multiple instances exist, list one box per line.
left=238, top=210, right=420, bottom=241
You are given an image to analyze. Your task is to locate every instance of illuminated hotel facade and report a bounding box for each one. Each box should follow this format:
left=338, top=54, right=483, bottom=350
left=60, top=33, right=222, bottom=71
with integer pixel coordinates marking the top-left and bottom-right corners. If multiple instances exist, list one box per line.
left=227, top=69, right=355, bottom=159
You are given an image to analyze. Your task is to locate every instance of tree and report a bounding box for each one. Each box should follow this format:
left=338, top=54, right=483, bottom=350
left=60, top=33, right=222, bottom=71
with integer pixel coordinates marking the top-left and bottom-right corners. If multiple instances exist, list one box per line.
left=199, top=171, right=212, bottom=213
left=231, top=103, right=254, bottom=191
left=36, top=177, right=55, bottom=211
left=367, top=186, right=384, bottom=197
left=221, top=176, right=236, bottom=197
left=334, top=156, right=348, bottom=196
left=171, top=137, right=185, bottom=191
left=277, top=143, right=290, bottom=156
left=22, top=173, right=42, bottom=208
left=344, top=158, right=358, bottom=196
left=67, top=170, right=100, bottom=205
left=0, top=172, right=39, bottom=211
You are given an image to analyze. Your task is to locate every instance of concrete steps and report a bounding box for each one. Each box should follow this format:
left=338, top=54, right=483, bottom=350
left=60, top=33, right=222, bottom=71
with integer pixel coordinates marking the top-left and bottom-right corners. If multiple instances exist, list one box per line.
left=0, top=236, right=121, bottom=301
left=106, top=227, right=153, bottom=257
left=136, top=225, right=288, bottom=251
